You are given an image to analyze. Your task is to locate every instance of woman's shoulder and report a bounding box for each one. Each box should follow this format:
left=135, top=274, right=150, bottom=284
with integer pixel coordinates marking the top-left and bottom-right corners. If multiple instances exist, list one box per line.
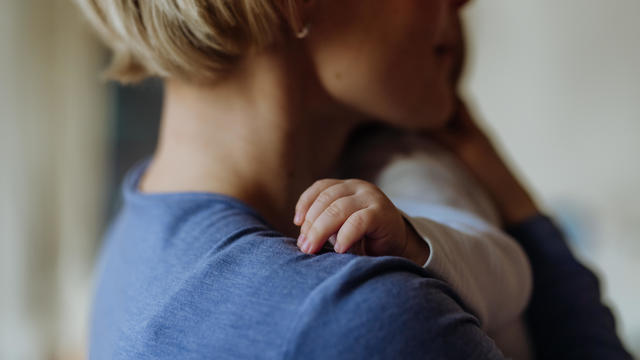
left=97, top=183, right=502, bottom=358
left=279, top=254, right=503, bottom=359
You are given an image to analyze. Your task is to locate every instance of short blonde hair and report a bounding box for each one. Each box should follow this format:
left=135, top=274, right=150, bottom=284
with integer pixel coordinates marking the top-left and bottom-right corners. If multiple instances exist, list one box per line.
left=75, top=0, right=295, bottom=83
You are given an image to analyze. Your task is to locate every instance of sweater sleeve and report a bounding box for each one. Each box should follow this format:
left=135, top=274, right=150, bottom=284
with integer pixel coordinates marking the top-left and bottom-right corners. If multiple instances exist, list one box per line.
left=281, top=256, right=507, bottom=360
left=505, top=214, right=633, bottom=359
left=394, top=204, right=532, bottom=333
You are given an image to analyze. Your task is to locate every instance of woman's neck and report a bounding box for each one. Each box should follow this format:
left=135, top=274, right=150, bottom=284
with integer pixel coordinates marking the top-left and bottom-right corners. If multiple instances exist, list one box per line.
left=140, top=49, right=366, bottom=238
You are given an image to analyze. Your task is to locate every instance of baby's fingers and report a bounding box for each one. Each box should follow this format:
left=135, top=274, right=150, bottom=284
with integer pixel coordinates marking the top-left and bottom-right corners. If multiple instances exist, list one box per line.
left=300, top=182, right=362, bottom=235
left=335, top=208, right=378, bottom=254
left=294, top=179, right=342, bottom=226
left=300, top=196, right=366, bottom=254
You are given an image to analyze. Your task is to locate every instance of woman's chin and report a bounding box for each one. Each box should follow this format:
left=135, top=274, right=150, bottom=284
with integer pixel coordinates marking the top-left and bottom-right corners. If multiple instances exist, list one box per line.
left=396, top=111, right=451, bottom=132
left=414, top=94, right=455, bottom=131
left=378, top=89, right=455, bottom=131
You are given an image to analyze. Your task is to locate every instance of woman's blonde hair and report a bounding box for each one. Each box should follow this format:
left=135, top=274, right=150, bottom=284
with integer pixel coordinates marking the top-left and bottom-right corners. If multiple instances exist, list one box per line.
left=75, top=0, right=297, bottom=83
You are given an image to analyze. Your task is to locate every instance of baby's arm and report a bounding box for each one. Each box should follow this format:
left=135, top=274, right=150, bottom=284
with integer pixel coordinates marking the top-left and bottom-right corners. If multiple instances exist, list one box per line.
left=376, top=148, right=533, bottom=333
left=395, top=201, right=532, bottom=333
left=334, top=125, right=532, bottom=334
left=293, top=176, right=531, bottom=334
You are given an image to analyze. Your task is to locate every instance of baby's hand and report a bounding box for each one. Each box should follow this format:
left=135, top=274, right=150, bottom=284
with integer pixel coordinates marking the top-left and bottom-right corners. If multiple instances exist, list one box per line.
left=293, top=178, right=414, bottom=257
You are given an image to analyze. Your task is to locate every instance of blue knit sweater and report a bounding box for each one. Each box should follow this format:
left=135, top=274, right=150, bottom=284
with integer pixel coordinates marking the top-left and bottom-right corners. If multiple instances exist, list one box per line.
left=89, top=160, right=631, bottom=359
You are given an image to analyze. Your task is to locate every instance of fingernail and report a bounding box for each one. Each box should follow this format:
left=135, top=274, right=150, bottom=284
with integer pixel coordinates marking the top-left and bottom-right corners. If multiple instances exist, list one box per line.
left=328, top=233, right=337, bottom=246
left=302, top=240, right=311, bottom=253
left=334, top=243, right=342, bottom=253
left=294, top=213, right=302, bottom=225
left=297, top=233, right=306, bottom=247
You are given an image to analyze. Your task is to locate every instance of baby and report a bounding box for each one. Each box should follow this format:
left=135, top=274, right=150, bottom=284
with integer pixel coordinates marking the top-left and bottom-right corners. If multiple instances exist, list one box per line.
left=294, top=123, right=534, bottom=360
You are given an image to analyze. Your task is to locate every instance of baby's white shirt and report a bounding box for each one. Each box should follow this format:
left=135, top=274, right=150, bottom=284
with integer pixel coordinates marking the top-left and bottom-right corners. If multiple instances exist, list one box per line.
left=340, top=131, right=535, bottom=360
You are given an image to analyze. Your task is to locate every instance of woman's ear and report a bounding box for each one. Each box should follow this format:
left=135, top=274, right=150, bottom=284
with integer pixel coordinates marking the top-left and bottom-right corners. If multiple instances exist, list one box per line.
left=274, top=0, right=315, bottom=39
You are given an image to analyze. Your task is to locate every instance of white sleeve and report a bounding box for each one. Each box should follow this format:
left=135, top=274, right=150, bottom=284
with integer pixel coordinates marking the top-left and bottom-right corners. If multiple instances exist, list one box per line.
left=394, top=199, right=532, bottom=333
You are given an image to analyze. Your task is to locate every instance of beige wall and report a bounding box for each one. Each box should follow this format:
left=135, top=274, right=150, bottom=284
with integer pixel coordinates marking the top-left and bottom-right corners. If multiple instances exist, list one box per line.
left=0, top=1, right=107, bottom=359
left=462, top=0, right=640, bottom=355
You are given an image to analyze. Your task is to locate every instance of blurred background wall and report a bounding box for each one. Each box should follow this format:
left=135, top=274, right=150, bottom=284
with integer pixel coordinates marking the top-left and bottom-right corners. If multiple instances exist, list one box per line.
left=462, top=0, right=640, bottom=355
left=0, top=1, right=108, bottom=359
left=0, top=0, right=638, bottom=359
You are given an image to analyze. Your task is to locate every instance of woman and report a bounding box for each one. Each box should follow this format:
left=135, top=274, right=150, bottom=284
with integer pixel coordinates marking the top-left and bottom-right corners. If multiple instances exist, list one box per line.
left=77, top=0, right=631, bottom=359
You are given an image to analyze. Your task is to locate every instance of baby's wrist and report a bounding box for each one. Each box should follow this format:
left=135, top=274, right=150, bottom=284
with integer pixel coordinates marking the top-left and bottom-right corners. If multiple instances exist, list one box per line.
left=400, top=217, right=430, bottom=267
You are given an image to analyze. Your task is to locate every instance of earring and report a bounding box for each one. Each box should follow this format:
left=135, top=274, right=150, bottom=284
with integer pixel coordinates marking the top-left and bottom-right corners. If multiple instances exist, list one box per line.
left=296, top=23, right=311, bottom=39
left=294, top=0, right=311, bottom=39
